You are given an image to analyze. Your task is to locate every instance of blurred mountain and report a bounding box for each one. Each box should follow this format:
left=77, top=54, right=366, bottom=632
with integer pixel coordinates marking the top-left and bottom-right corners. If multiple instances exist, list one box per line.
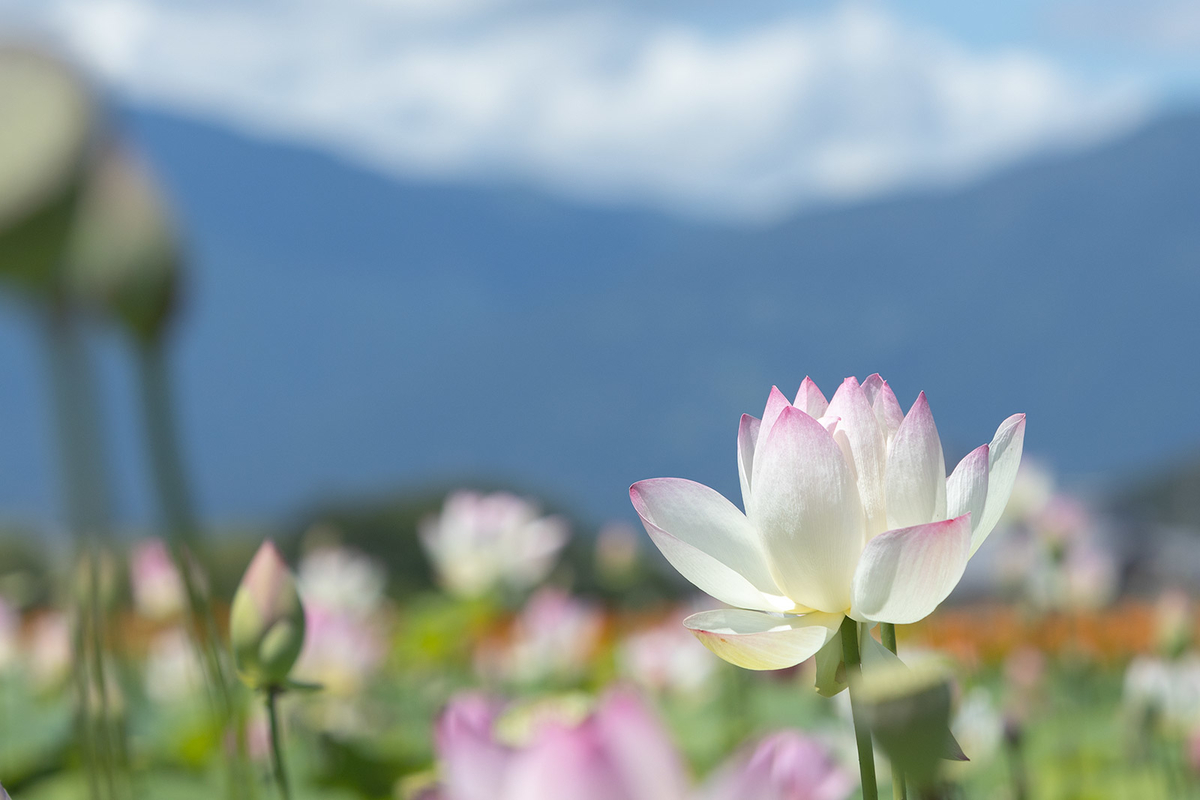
left=1, top=107, right=1198, bottom=529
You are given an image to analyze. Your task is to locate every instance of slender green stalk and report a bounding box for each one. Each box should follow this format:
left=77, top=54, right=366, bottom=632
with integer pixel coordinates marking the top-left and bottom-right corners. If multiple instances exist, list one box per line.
left=841, top=616, right=878, bottom=800
left=265, top=688, right=292, bottom=800
left=134, top=337, right=252, bottom=798
left=43, top=302, right=124, bottom=800
left=880, top=622, right=907, bottom=800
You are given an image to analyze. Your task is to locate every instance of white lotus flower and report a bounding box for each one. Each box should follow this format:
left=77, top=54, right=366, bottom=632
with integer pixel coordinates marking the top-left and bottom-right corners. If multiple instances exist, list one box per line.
left=420, top=491, right=569, bottom=599
left=630, top=375, right=1025, bottom=670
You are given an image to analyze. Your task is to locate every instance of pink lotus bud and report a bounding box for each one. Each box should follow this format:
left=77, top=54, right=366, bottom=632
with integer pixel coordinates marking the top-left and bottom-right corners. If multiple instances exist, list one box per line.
left=230, top=541, right=306, bottom=689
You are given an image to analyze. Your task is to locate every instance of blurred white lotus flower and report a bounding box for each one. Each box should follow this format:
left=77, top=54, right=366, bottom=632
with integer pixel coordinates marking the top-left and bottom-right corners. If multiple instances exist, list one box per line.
left=144, top=626, right=205, bottom=703
left=945, top=687, right=1002, bottom=779
left=477, top=588, right=603, bottom=685
left=434, top=689, right=689, bottom=800
left=631, top=376, right=1024, bottom=670
left=421, top=491, right=569, bottom=599
left=297, top=544, right=386, bottom=617
left=1125, top=655, right=1200, bottom=733
left=618, top=610, right=715, bottom=696
left=699, top=729, right=855, bottom=800
left=26, top=610, right=71, bottom=690
left=129, top=538, right=186, bottom=620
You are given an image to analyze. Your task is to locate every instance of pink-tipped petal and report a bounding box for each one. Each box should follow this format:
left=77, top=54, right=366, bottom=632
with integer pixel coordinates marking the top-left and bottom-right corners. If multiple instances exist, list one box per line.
left=827, top=377, right=888, bottom=537
left=849, top=515, right=971, bottom=624
left=755, top=386, right=792, bottom=455
left=947, top=444, right=989, bottom=541
left=738, top=414, right=761, bottom=514
left=750, top=406, right=864, bottom=612
left=631, top=479, right=790, bottom=612
left=884, top=392, right=947, bottom=529
left=794, top=377, right=829, bottom=418
left=972, top=414, right=1027, bottom=556
left=862, top=373, right=905, bottom=442
left=684, top=609, right=843, bottom=671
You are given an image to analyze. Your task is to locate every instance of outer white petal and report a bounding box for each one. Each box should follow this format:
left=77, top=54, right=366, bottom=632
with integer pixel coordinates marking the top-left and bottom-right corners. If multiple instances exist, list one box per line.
left=849, top=515, right=971, bottom=624
left=826, top=378, right=888, bottom=537
left=946, top=444, right=989, bottom=541
left=750, top=406, right=864, bottom=613
left=684, top=609, right=843, bottom=671
left=971, top=413, right=1027, bottom=556
left=630, top=479, right=792, bottom=612
left=794, top=376, right=829, bottom=418
left=737, top=414, right=761, bottom=515
left=885, top=392, right=947, bottom=529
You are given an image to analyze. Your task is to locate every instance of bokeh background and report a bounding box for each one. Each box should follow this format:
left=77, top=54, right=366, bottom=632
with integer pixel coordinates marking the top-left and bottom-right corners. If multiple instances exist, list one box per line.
left=1, top=0, right=1200, bottom=798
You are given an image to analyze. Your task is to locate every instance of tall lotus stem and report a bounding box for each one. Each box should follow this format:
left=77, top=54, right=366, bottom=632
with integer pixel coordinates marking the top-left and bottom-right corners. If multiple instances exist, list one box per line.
left=841, top=616, right=878, bottom=800
left=43, top=301, right=127, bottom=799
left=880, top=622, right=907, bottom=800
left=265, top=688, right=291, bottom=800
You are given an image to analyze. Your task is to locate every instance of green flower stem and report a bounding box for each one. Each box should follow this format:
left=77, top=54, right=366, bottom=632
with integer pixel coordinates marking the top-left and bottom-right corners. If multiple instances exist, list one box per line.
left=265, top=687, right=292, bottom=800
left=135, top=337, right=253, bottom=798
left=841, top=616, right=878, bottom=800
left=43, top=302, right=125, bottom=800
left=880, top=623, right=908, bottom=800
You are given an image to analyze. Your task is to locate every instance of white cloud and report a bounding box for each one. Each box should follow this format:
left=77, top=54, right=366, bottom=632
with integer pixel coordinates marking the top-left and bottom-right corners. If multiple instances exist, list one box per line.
left=1, top=0, right=1151, bottom=220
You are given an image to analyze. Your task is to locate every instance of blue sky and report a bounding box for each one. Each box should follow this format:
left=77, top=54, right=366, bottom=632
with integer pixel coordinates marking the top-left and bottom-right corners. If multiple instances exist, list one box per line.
left=0, top=0, right=1196, bottom=220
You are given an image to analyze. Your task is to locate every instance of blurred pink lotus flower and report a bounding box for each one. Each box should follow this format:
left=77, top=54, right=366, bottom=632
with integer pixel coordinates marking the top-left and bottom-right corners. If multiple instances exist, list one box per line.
left=295, top=604, right=387, bottom=695
left=618, top=610, right=716, bottom=696
left=0, top=597, right=17, bottom=671
left=631, top=375, right=1025, bottom=670
left=294, top=544, right=390, bottom=694
left=698, top=730, right=855, bottom=800
left=420, top=491, right=569, bottom=599
left=476, top=587, right=603, bottom=685
left=993, top=474, right=1118, bottom=612
left=129, top=538, right=186, bottom=620
left=433, top=689, right=689, bottom=800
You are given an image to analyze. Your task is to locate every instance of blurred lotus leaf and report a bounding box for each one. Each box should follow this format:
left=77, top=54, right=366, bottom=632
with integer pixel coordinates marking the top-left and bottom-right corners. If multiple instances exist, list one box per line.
left=0, top=47, right=95, bottom=292
left=66, top=145, right=181, bottom=342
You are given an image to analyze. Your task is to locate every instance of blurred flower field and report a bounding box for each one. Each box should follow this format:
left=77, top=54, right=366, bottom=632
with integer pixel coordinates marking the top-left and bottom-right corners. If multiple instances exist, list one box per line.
left=1, top=477, right=1200, bottom=799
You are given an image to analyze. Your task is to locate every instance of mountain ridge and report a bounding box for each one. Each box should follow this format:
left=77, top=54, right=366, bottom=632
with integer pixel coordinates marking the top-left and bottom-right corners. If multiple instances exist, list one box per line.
left=0, top=106, right=1197, bottom=528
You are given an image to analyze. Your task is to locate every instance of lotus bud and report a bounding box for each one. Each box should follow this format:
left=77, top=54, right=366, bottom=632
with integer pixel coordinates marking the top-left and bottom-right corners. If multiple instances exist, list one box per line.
left=856, top=658, right=957, bottom=787
left=0, top=46, right=96, bottom=293
left=0, top=780, right=9, bottom=799
left=230, top=541, right=306, bottom=689
left=65, top=145, right=181, bottom=343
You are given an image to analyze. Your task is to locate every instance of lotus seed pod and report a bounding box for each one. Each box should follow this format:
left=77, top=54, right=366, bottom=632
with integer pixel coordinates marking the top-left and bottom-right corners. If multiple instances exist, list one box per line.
left=856, top=658, right=957, bottom=787
left=0, top=46, right=96, bottom=293
left=65, top=145, right=181, bottom=343
left=230, top=541, right=306, bottom=689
